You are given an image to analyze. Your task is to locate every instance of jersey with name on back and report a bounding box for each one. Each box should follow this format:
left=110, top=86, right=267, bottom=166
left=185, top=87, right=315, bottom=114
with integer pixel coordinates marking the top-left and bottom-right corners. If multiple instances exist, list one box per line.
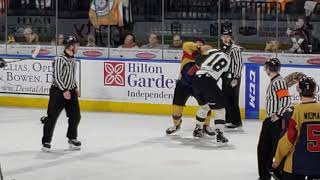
left=196, top=50, right=231, bottom=80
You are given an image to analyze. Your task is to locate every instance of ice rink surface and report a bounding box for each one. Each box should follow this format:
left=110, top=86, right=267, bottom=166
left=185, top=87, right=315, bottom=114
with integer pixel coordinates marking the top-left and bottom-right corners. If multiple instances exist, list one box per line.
left=0, top=107, right=262, bottom=180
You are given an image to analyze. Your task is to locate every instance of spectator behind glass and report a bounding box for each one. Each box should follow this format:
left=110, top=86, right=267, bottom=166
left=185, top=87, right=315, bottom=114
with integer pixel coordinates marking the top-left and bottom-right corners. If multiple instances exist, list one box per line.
left=7, top=35, right=16, bottom=44
left=118, top=34, right=138, bottom=48
left=304, top=1, right=320, bottom=53
left=86, top=34, right=96, bottom=47
left=58, top=34, right=64, bottom=45
left=51, top=34, right=64, bottom=46
left=141, top=33, right=162, bottom=49
left=264, top=40, right=280, bottom=52
left=169, top=35, right=183, bottom=49
left=286, top=17, right=311, bottom=53
left=0, top=0, right=5, bottom=15
left=23, top=26, right=39, bottom=44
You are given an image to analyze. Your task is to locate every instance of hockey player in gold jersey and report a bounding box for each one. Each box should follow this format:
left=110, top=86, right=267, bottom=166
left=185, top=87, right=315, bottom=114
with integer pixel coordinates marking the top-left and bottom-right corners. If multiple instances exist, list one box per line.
left=273, top=76, right=320, bottom=180
left=166, top=39, right=215, bottom=137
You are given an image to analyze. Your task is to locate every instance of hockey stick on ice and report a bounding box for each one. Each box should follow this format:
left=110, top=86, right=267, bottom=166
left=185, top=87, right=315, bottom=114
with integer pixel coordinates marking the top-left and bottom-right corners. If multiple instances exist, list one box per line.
left=0, top=45, right=41, bottom=68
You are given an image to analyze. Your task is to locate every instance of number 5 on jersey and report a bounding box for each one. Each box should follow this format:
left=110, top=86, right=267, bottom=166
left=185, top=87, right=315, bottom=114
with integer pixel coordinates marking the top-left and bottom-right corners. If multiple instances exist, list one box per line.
left=307, top=124, right=320, bottom=152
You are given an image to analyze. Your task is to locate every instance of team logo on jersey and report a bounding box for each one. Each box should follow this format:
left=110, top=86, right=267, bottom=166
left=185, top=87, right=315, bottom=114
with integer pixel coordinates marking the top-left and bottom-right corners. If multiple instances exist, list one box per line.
left=91, top=0, right=110, bottom=17
left=104, top=62, right=125, bottom=86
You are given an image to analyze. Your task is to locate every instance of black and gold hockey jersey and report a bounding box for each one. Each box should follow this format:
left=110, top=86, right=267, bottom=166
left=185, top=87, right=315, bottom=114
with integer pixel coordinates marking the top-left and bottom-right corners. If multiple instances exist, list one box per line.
left=275, top=101, right=320, bottom=176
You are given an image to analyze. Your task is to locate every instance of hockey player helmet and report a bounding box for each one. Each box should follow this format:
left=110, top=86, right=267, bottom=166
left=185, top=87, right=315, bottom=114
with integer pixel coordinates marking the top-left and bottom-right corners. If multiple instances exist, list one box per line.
left=264, top=58, right=281, bottom=72
left=298, top=76, right=317, bottom=97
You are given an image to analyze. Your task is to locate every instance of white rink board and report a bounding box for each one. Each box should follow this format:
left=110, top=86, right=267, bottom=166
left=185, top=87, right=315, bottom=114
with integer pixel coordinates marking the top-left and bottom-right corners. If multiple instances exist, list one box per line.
left=109, top=48, right=162, bottom=59
left=0, top=59, right=80, bottom=95
left=58, top=46, right=109, bottom=59
left=5, top=45, right=109, bottom=59
left=243, top=52, right=320, bottom=65
left=81, top=60, right=179, bottom=104
left=6, top=45, right=57, bottom=57
left=0, top=44, right=5, bottom=55
left=1, top=47, right=320, bottom=118
left=1, top=45, right=320, bottom=64
left=80, top=59, right=246, bottom=108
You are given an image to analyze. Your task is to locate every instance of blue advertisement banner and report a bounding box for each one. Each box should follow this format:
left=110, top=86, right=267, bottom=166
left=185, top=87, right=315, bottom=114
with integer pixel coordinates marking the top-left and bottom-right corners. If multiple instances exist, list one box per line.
left=245, top=64, right=260, bottom=119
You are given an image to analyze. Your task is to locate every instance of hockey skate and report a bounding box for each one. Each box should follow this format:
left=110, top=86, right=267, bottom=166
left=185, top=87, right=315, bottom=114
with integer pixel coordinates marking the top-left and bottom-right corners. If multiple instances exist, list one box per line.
left=225, top=123, right=244, bottom=133
left=42, top=142, right=51, bottom=152
left=68, top=139, right=81, bottom=150
left=193, top=124, right=204, bottom=138
left=166, top=122, right=181, bottom=135
left=269, top=171, right=280, bottom=180
left=203, top=125, right=216, bottom=136
left=225, top=123, right=242, bottom=128
left=193, top=125, right=216, bottom=138
left=216, top=129, right=228, bottom=144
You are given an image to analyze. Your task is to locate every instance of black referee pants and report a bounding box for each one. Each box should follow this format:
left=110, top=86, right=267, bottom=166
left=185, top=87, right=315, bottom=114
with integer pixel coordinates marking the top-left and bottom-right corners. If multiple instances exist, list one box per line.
left=257, top=117, right=282, bottom=180
left=222, top=77, right=242, bottom=126
left=42, top=86, right=81, bottom=144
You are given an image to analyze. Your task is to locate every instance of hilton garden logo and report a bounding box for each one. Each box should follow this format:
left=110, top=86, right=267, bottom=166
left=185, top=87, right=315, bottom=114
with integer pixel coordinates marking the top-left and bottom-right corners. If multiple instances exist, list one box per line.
left=104, top=62, right=125, bottom=86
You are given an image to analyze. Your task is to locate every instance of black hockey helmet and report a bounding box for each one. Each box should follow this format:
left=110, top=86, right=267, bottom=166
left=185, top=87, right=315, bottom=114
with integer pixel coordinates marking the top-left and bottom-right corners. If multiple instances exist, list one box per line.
left=221, top=21, right=232, bottom=36
left=221, top=27, right=232, bottom=36
left=298, top=76, right=317, bottom=97
left=220, top=22, right=233, bottom=52
left=63, top=36, right=78, bottom=47
left=264, top=58, right=281, bottom=72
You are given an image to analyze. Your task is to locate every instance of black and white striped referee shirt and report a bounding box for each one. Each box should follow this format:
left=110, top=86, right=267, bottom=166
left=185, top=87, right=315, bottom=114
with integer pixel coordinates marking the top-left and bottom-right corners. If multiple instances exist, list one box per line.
left=265, top=74, right=291, bottom=118
left=226, top=44, right=243, bottom=79
left=52, top=53, right=77, bottom=91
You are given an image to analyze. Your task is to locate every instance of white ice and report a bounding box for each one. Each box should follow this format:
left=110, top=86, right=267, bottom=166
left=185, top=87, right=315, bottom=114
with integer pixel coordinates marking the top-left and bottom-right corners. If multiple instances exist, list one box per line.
left=0, top=107, right=262, bottom=180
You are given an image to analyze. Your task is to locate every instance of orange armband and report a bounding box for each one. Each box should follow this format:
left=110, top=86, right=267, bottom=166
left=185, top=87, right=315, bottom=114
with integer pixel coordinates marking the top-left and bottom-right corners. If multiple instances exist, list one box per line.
left=276, top=89, right=289, bottom=98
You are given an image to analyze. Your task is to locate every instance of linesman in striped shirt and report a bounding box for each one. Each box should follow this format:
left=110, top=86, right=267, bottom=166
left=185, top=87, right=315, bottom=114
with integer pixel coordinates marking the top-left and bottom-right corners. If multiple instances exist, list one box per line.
left=257, top=58, right=291, bottom=180
left=41, top=36, right=81, bottom=152
left=220, top=25, right=244, bottom=129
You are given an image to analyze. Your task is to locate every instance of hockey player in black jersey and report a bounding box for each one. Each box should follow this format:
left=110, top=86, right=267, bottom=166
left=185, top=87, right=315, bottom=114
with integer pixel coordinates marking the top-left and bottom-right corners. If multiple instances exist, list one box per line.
left=273, top=76, right=320, bottom=180
left=166, top=44, right=217, bottom=138
left=191, top=49, right=232, bottom=143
